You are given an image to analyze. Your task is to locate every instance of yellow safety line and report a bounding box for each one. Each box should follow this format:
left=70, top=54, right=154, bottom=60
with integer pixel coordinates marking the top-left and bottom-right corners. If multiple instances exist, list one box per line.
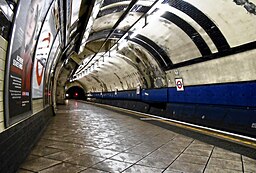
left=85, top=101, right=256, bottom=149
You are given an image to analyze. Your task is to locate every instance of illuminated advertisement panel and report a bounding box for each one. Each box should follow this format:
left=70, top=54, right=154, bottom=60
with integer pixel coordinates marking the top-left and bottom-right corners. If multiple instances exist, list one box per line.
left=5, top=0, right=52, bottom=125
left=44, top=32, right=60, bottom=105
left=32, top=1, right=59, bottom=99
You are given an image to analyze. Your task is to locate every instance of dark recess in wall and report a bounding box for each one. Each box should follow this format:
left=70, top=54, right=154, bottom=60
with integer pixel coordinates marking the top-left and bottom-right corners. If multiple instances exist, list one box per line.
left=66, top=86, right=86, bottom=100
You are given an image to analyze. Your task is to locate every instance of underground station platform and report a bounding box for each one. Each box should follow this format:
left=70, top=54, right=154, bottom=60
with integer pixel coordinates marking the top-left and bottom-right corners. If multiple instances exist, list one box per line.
left=1, top=0, right=256, bottom=172
left=18, top=100, right=256, bottom=173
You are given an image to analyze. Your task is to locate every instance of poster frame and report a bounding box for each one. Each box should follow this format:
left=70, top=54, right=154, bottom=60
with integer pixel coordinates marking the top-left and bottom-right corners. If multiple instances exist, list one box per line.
left=4, top=0, right=54, bottom=127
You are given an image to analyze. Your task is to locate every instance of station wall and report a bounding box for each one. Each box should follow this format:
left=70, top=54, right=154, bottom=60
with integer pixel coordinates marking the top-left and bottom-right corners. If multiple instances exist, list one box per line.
left=0, top=35, right=7, bottom=132
left=0, top=1, right=60, bottom=171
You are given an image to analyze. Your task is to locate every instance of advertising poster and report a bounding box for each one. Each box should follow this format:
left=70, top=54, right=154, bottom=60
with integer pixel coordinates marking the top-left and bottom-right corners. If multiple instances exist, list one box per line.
left=32, top=2, right=59, bottom=99
left=5, top=0, right=52, bottom=124
left=44, top=32, right=60, bottom=105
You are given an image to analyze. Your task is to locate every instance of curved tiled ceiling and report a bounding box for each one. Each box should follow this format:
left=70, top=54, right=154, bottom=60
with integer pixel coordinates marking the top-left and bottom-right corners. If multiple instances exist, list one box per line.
left=69, top=0, right=256, bottom=91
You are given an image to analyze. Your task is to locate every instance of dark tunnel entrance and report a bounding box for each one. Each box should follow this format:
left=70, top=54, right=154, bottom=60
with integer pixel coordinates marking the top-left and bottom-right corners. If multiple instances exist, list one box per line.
left=66, top=86, right=86, bottom=100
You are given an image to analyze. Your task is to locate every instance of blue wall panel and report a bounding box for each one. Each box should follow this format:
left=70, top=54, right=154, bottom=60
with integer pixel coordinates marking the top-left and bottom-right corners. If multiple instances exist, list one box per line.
left=115, top=90, right=141, bottom=100
left=168, top=82, right=256, bottom=107
left=224, top=108, right=256, bottom=126
left=141, top=88, right=168, bottom=103
left=194, top=105, right=228, bottom=122
left=88, top=82, right=256, bottom=107
left=103, top=92, right=115, bottom=99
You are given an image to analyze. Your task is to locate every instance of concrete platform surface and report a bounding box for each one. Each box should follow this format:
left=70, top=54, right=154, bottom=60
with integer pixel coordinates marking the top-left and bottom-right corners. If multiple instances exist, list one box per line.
left=18, top=100, right=256, bottom=173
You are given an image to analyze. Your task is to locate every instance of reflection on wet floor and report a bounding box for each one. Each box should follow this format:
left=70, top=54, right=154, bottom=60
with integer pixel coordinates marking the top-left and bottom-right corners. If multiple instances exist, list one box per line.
left=18, top=100, right=256, bottom=173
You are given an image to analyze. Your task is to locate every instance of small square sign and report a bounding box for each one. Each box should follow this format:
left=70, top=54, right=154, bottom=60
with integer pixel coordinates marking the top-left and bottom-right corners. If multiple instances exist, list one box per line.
left=175, top=78, right=184, bottom=91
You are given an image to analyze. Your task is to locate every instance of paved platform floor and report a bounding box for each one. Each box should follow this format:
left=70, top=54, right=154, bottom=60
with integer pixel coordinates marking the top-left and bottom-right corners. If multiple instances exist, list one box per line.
left=19, top=100, right=256, bottom=173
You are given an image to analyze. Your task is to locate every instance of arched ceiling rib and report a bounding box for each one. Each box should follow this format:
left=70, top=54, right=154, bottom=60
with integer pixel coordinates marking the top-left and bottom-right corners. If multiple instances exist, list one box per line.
left=102, top=0, right=155, bottom=8
left=92, top=12, right=143, bottom=32
left=184, top=0, right=256, bottom=47
left=84, top=29, right=172, bottom=69
left=161, top=12, right=211, bottom=56
left=71, top=0, right=256, bottom=82
left=98, top=4, right=150, bottom=17
left=163, top=0, right=230, bottom=51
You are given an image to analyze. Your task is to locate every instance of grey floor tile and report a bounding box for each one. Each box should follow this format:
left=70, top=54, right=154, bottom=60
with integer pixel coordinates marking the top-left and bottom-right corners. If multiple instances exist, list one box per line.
left=164, top=141, right=191, bottom=149
left=171, top=136, right=193, bottom=145
left=188, top=143, right=214, bottom=151
left=115, top=139, right=142, bottom=146
left=46, top=143, right=85, bottom=151
left=211, top=147, right=241, bottom=161
left=45, top=150, right=84, bottom=161
left=183, top=148, right=212, bottom=157
left=38, top=163, right=86, bottom=173
left=25, top=155, right=40, bottom=162
left=137, top=155, right=175, bottom=169
left=148, top=150, right=180, bottom=159
left=30, top=146, right=61, bottom=157
left=204, top=166, right=242, bottom=173
left=166, top=161, right=205, bottom=173
left=36, top=139, right=56, bottom=147
left=79, top=168, right=109, bottom=173
left=65, top=154, right=105, bottom=167
left=156, top=146, right=185, bottom=154
left=140, top=141, right=165, bottom=148
left=163, top=169, right=187, bottom=173
left=207, top=157, right=243, bottom=171
left=111, top=152, right=144, bottom=163
left=103, top=143, right=132, bottom=152
left=113, top=141, right=140, bottom=148
left=94, top=142, right=114, bottom=148
left=122, top=164, right=164, bottom=173
left=41, top=134, right=67, bottom=142
left=213, top=147, right=232, bottom=153
left=176, top=153, right=209, bottom=165
left=242, top=155, right=256, bottom=164
left=124, top=145, right=157, bottom=156
left=243, top=156, right=256, bottom=173
left=18, top=101, right=255, bottom=173
left=191, top=140, right=213, bottom=146
left=61, top=136, right=87, bottom=143
left=243, top=156, right=256, bottom=164
left=92, top=159, right=132, bottom=173
left=20, top=157, right=61, bottom=172
left=89, top=149, right=120, bottom=158
left=68, top=146, right=98, bottom=154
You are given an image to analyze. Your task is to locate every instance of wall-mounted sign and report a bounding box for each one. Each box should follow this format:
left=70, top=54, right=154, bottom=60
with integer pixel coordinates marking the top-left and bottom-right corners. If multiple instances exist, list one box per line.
left=175, top=78, right=184, bottom=91
left=136, top=85, right=140, bottom=95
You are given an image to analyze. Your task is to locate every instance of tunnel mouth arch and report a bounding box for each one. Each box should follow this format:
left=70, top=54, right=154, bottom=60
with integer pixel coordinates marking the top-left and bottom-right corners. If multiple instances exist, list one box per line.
left=65, top=86, right=86, bottom=100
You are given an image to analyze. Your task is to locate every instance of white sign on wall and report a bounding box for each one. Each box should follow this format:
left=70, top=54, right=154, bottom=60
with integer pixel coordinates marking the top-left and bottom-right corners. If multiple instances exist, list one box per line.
left=175, top=78, right=184, bottom=91
left=136, top=85, right=141, bottom=95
